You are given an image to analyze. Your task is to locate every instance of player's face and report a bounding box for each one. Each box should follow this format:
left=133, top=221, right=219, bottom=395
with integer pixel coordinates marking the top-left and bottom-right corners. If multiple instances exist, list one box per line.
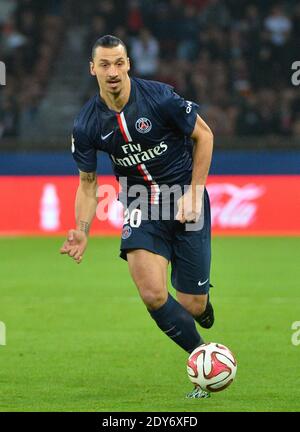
left=90, top=45, right=130, bottom=95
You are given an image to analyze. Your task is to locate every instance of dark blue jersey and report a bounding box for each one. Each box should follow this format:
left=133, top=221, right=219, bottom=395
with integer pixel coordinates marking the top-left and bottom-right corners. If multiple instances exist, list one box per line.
left=72, top=77, right=198, bottom=201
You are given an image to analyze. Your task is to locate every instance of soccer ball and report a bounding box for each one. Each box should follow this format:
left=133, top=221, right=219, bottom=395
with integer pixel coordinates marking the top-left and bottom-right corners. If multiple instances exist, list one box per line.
left=187, top=342, right=237, bottom=392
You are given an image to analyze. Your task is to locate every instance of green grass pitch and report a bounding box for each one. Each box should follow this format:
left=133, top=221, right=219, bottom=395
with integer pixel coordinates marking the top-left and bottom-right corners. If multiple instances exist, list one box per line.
left=0, top=236, right=299, bottom=412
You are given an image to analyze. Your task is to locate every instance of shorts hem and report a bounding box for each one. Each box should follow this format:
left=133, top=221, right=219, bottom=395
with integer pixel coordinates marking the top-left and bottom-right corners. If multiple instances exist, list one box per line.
left=120, top=247, right=171, bottom=262
left=174, top=283, right=210, bottom=295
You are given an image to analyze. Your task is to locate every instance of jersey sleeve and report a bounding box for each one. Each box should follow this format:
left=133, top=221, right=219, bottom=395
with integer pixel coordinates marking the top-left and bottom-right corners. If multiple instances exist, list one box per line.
left=160, top=87, right=199, bottom=136
left=71, top=126, right=97, bottom=172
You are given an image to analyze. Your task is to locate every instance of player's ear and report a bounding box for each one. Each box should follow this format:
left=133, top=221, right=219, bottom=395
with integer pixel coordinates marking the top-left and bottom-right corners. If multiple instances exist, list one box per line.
left=127, top=57, right=130, bottom=72
left=90, top=61, right=96, bottom=76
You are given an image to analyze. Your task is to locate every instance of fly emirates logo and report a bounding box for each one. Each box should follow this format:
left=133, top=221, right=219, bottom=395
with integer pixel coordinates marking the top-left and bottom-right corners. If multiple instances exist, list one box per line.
left=111, top=141, right=168, bottom=167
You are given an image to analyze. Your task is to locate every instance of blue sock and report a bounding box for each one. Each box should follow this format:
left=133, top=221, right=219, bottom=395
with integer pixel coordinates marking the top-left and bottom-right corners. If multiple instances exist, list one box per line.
left=148, top=294, right=204, bottom=353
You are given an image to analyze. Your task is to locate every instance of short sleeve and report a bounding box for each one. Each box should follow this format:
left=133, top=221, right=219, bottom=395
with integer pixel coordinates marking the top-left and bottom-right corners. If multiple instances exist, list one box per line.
left=71, top=126, right=97, bottom=172
left=161, top=87, right=199, bottom=136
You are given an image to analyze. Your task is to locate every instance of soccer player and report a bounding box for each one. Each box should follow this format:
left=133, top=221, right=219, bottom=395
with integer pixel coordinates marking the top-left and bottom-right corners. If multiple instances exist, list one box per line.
left=60, top=35, right=214, bottom=399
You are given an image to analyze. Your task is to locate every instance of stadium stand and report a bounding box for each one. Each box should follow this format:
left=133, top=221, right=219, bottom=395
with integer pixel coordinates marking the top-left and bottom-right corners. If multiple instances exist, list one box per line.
left=0, top=0, right=64, bottom=138
left=1, top=0, right=300, bottom=144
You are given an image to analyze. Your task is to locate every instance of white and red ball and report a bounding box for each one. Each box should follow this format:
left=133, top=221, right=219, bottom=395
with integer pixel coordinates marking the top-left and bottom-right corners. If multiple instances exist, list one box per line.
left=187, top=343, right=237, bottom=392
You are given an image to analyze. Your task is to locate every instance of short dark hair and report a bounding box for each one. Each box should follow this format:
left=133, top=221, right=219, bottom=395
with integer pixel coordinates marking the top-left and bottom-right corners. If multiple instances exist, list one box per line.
left=91, top=35, right=127, bottom=59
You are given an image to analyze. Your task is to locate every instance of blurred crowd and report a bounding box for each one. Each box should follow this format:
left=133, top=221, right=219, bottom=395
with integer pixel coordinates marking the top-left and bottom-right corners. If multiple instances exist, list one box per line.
left=1, top=0, right=300, bottom=139
left=0, top=0, right=64, bottom=138
left=83, top=0, right=300, bottom=137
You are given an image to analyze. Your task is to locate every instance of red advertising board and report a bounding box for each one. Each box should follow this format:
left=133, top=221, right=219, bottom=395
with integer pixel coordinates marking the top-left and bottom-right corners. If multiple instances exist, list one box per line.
left=0, top=176, right=299, bottom=236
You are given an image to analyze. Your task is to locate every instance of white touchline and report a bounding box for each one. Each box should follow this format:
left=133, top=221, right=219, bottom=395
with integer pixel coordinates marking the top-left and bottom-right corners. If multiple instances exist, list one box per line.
left=198, top=279, right=209, bottom=286
left=101, top=131, right=114, bottom=140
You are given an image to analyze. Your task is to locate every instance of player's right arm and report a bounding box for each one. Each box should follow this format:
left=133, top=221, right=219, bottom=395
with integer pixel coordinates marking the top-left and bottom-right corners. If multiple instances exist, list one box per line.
left=61, top=110, right=98, bottom=263
left=60, top=170, right=98, bottom=263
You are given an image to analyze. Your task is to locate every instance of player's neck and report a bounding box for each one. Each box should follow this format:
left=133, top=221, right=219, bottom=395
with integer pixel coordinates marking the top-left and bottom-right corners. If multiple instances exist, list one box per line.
left=100, top=77, right=131, bottom=113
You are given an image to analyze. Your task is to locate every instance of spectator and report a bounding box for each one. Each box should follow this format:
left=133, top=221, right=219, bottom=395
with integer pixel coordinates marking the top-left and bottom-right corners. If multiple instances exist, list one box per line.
left=199, top=0, right=231, bottom=29
left=130, top=28, right=159, bottom=79
left=177, top=5, right=201, bottom=60
left=292, top=4, right=300, bottom=39
left=292, top=115, right=300, bottom=136
left=126, top=0, right=144, bottom=36
left=264, top=4, right=292, bottom=46
left=236, top=95, right=264, bottom=136
left=85, top=16, right=107, bottom=52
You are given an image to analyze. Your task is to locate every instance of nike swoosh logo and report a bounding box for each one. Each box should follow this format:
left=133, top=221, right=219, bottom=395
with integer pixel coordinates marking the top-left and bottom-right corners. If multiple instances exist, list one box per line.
left=198, top=279, right=209, bottom=286
left=101, top=131, right=114, bottom=140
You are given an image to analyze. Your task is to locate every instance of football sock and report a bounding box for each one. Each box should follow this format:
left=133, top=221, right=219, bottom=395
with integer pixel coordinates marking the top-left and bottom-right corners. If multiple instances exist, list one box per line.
left=148, top=293, right=204, bottom=353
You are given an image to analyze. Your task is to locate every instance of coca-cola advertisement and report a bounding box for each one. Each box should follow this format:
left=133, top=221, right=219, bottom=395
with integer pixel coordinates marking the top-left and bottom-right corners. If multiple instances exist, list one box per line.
left=0, top=175, right=299, bottom=235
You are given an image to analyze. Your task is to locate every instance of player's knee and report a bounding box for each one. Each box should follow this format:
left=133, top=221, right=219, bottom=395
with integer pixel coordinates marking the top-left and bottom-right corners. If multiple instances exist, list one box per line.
left=192, top=302, right=207, bottom=317
left=139, top=288, right=167, bottom=311
left=187, top=302, right=207, bottom=317
left=179, top=294, right=207, bottom=317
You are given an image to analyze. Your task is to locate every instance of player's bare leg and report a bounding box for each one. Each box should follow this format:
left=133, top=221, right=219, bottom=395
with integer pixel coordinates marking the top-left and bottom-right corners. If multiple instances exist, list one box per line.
left=176, top=292, right=215, bottom=329
left=127, top=249, right=168, bottom=310
left=176, top=292, right=208, bottom=316
left=127, top=249, right=204, bottom=353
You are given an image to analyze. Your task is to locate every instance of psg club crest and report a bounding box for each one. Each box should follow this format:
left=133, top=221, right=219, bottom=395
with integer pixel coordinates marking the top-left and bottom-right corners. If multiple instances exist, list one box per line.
left=135, top=117, right=152, bottom=134
left=122, top=225, right=132, bottom=239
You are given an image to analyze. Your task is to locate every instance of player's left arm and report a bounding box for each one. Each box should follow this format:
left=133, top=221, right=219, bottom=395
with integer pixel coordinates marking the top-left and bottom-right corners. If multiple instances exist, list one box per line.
left=176, top=114, right=213, bottom=223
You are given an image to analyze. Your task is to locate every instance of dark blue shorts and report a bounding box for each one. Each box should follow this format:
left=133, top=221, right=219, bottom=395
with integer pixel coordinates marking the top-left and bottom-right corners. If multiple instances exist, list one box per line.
left=120, top=189, right=211, bottom=295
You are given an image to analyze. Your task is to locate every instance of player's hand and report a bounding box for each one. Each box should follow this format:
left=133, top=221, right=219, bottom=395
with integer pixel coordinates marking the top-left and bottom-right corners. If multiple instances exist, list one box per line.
left=176, top=185, right=204, bottom=223
left=60, top=229, right=88, bottom=264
